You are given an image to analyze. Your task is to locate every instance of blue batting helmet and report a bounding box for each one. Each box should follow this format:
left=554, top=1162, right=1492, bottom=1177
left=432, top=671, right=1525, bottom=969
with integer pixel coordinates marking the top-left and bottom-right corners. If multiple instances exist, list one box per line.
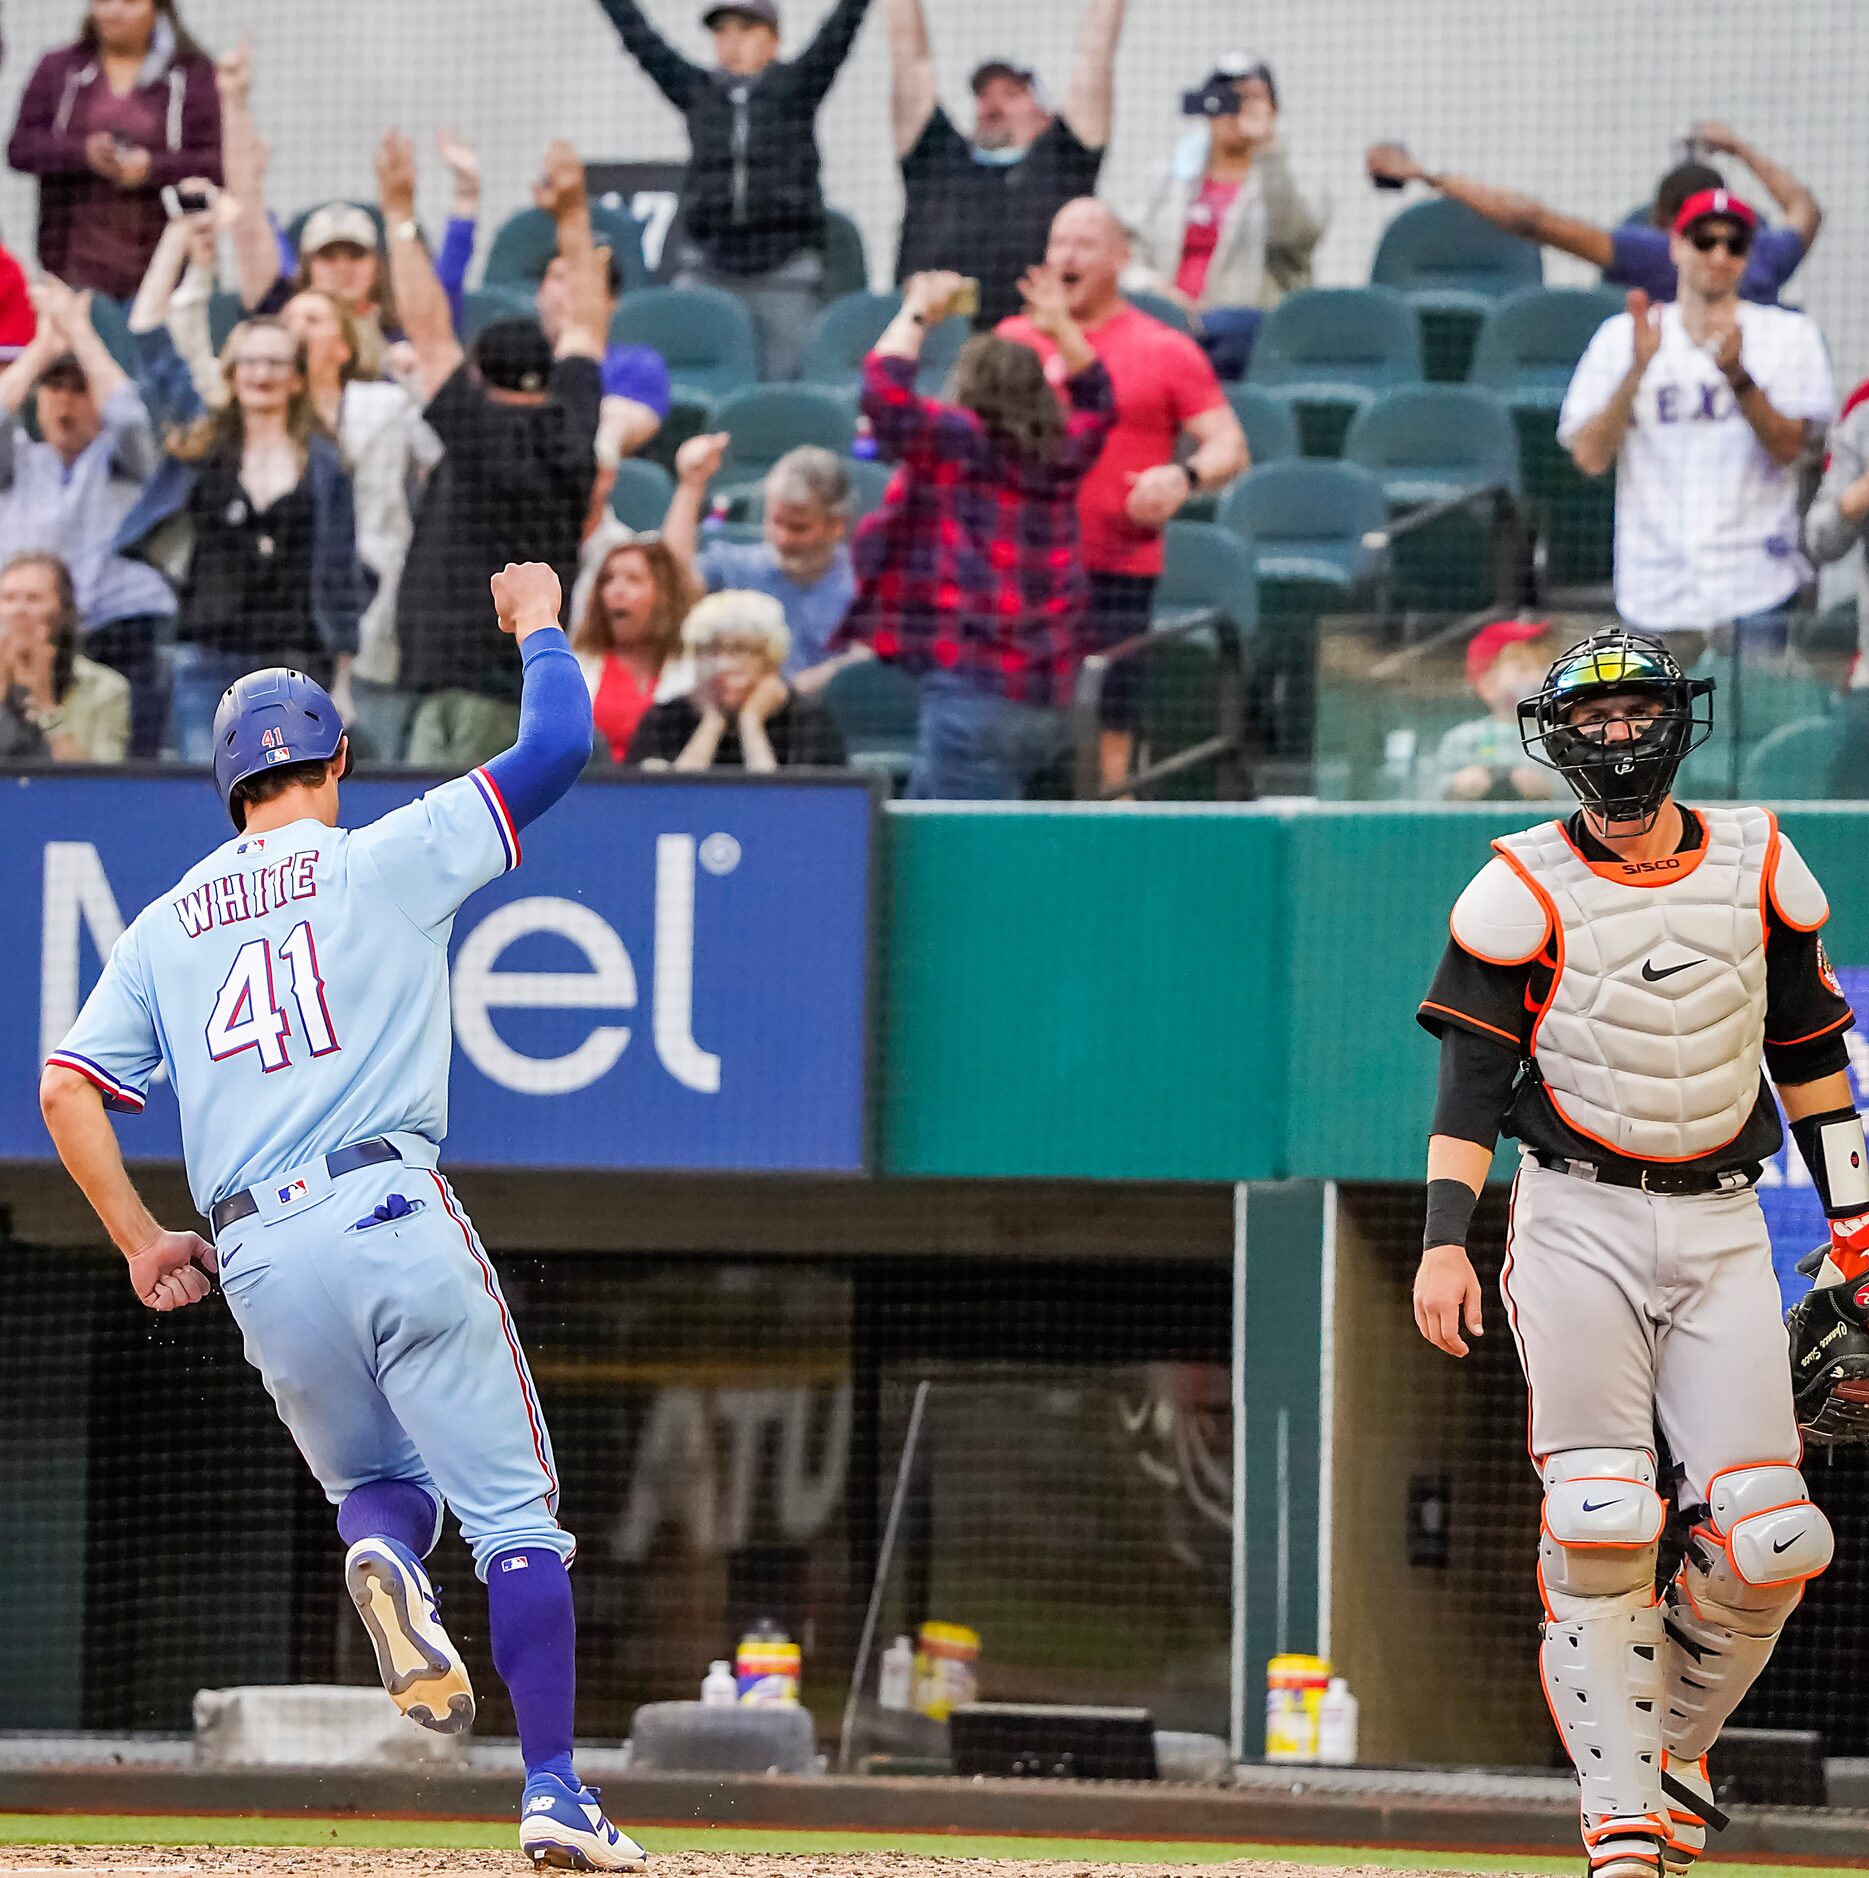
left=212, top=668, right=350, bottom=829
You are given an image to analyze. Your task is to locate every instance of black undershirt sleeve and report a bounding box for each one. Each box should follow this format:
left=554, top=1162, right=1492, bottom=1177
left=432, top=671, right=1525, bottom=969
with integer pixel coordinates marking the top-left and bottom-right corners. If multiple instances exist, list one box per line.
left=1433, top=1025, right=1522, bottom=1148
left=1764, top=918, right=1855, bottom=1086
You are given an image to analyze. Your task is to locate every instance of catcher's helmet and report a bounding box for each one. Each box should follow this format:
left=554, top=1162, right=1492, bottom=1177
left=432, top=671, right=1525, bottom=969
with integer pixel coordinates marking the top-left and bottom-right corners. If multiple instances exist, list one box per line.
left=211, top=667, right=350, bottom=831
left=1786, top=1275, right=1869, bottom=1446
left=1518, top=629, right=1714, bottom=830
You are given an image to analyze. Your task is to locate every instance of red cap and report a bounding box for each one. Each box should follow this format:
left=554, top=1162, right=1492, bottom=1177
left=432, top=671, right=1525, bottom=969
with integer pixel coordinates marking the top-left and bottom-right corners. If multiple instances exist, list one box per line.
left=1466, top=618, right=1548, bottom=686
left=1672, top=188, right=1759, bottom=237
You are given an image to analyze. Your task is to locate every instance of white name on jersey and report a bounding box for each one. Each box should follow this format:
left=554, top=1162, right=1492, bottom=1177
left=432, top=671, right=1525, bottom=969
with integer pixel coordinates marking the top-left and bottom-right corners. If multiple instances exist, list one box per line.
left=174, top=852, right=319, bottom=940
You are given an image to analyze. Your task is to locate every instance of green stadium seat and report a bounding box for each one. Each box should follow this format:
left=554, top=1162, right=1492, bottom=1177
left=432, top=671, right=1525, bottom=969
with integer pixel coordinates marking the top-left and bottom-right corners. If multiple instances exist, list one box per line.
left=1226, top=385, right=1301, bottom=467
left=209, top=287, right=247, bottom=352
left=822, top=655, right=919, bottom=790
left=1218, top=459, right=1388, bottom=606
left=611, top=286, right=759, bottom=406
left=1245, top=286, right=1423, bottom=457
left=799, top=290, right=968, bottom=399
left=1740, top=715, right=1847, bottom=801
left=484, top=203, right=648, bottom=294
left=844, top=456, right=896, bottom=519
left=1468, top=287, right=1624, bottom=599
left=83, top=295, right=139, bottom=377
left=1344, top=386, right=1524, bottom=614
left=822, top=208, right=870, bottom=301
left=1371, top=198, right=1545, bottom=381
left=1153, top=519, right=1259, bottom=636
left=608, top=456, right=675, bottom=533
left=460, top=286, right=539, bottom=341
left=706, top=384, right=858, bottom=501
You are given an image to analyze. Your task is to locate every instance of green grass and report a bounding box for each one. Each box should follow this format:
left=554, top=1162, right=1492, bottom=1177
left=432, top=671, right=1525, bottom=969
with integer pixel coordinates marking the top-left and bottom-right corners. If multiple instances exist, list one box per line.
left=0, top=1818, right=1859, bottom=1875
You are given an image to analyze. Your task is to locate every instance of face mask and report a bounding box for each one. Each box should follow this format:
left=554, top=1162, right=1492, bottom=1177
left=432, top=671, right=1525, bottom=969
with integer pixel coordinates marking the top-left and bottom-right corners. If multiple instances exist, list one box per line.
left=970, top=144, right=1028, bottom=168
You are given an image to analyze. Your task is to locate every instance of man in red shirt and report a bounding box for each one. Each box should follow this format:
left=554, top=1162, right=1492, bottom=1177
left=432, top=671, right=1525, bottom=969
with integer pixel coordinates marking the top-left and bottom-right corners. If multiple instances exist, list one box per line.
left=1000, top=198, right=1248, bottom=789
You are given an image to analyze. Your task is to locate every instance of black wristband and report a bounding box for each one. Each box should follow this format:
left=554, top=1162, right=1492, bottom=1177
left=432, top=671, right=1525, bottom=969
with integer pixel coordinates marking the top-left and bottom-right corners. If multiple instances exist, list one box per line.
left=1726, top=369, right=1757, bottom=398
left=1424, top=1178, right=1479, bottom=1252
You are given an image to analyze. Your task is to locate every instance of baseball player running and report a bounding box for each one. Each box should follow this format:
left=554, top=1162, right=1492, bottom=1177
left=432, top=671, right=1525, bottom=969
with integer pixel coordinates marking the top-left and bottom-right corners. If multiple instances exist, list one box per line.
left=1413, top=630, right=1868, bottom=1877
left=39, top=565, right=645, bottom=1873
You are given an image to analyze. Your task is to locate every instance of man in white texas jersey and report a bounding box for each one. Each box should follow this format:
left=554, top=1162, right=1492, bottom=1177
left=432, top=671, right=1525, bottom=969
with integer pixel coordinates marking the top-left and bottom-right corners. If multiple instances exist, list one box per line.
left=39, top=564, right=646, bottom=1873
left=1560, top=189, right=1834, bottom=643
left=1413, top=631, right=1867, bottom=1878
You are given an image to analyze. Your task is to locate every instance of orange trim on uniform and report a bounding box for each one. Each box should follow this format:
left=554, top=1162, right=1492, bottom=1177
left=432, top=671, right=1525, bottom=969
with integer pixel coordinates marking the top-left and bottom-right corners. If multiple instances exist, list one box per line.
left=1763, top=812, right=1828, bottom=933
left=1554, top=807, right=1711, bottom=888
left=1418, top=1000, right=1522, bottom=1048
left=1496, top=824, right=1754, bottom=1167
left=1447, top=892, right=1550, bottom=967
left=1766, top=1011, right=1852, bottom=1049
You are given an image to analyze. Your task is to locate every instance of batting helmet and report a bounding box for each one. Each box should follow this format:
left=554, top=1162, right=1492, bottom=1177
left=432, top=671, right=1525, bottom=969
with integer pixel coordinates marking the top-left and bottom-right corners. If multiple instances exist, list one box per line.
left=211, top=667, right=350, bottom=830
left=1786, top=1274, right=1869, bottom=1447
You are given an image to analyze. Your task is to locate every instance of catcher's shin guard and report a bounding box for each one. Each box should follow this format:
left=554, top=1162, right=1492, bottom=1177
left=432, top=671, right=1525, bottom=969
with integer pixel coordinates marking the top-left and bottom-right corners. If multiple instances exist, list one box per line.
left=1661, top=1464, right=1831, bottom=1762
left=1538, top=1450, right=1670, bottom=1866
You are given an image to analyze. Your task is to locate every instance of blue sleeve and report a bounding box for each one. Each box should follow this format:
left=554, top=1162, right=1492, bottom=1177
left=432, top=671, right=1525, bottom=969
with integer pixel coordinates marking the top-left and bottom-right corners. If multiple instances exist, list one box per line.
left=603, top=343, right=672, bottom=420
left=437, top=215, right=477, bottom=334
left=1745, top=227, right=1807, bottom=302
left=1603, top=226, right=1672, bottom=297
left=130, top=324, right=205, bottom=428
left=48, top=920, right=160, bottom=1113
left=482, top=626, right=594, bottom=830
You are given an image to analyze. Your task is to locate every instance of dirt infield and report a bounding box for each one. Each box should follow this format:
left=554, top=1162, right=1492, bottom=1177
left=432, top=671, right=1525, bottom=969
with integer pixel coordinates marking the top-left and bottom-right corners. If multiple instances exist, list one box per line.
left=0, top=1853, right=1505, bottom=1878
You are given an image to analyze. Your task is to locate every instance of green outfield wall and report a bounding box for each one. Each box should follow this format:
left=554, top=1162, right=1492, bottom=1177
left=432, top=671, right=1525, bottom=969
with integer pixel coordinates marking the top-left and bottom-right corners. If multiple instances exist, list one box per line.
left=879, top=803, right=1869, bottom=1183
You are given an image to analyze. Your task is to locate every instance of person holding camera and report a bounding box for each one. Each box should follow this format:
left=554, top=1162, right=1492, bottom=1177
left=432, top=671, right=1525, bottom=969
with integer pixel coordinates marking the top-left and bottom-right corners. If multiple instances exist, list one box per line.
left=1125, top=55, right=1326, bottom=379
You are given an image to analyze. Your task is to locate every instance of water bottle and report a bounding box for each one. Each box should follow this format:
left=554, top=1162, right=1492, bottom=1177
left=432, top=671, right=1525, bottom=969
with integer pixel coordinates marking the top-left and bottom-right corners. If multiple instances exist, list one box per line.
left=700, top=1659, right=737, bottom=1706
left=852, top=417, right=879, bottom=463
left=1317, top=1676, right=1359, bottom=1764
left=701, top=494, right=731, bottom=541
left=878, top=1635, right=914, bottom=1711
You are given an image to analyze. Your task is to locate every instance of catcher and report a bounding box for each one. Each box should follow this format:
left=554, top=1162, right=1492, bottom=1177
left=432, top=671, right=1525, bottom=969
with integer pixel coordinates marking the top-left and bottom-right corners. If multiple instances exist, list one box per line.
left=1413, top=630, right=1866, bottom=1877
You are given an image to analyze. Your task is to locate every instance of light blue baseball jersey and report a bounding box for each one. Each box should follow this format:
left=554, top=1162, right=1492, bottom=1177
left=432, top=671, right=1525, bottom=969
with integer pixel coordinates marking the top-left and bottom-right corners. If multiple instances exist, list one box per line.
left=50, top=767, right=521, bottom=1216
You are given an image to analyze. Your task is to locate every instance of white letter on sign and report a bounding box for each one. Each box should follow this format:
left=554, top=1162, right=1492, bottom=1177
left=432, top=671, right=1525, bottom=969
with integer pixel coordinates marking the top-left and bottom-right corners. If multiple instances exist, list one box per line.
left=453, top=898, right=637, bottom=1095
left=653, top=834, right=721, bottom=1093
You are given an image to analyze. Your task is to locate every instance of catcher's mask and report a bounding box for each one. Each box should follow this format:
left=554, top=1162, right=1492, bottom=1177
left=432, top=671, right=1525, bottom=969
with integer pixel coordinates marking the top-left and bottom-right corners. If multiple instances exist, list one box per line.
left=1518, top=630, right=1713, bottom=832
left=1786, top=1274, right=1869, bottom=1447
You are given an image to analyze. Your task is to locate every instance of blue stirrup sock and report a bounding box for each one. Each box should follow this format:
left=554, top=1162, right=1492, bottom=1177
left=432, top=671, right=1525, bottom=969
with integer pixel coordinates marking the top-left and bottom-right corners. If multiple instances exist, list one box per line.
left=337, top=1478, right=439, bottom=1558
left=488, top=1547, right=578, bottom=1784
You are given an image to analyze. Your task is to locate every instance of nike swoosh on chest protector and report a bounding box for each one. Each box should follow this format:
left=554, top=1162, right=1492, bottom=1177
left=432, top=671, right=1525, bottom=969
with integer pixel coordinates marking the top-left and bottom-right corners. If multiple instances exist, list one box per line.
left=1641, top=957, right=1707, bottom=982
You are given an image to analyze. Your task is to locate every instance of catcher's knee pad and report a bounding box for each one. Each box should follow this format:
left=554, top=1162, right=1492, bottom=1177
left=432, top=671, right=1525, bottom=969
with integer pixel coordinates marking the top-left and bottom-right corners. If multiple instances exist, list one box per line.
left=1661, top=1464, right=1832, bottom=1761
left=1538, top=1451, right=1668, bottom=1838
left=1540, top=1449, right=1665, bottom=1620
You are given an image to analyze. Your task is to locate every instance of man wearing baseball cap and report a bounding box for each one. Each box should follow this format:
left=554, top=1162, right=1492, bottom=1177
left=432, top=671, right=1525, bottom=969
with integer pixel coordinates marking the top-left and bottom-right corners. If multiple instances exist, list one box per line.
left=888, top=0, right=1131, bottom=329
left=1365, top=122, right=1822, bottom=307
left=591, top=0, right=877, bottom=380
left=1560, top=189, right=1834, bottom=647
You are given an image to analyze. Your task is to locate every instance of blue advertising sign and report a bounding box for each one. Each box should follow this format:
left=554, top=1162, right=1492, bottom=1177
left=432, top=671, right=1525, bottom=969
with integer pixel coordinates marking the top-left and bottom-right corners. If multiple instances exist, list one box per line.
left=5, top=771, right=875, bottom=1177
left=1758, top=964, right=1869, bottom=1308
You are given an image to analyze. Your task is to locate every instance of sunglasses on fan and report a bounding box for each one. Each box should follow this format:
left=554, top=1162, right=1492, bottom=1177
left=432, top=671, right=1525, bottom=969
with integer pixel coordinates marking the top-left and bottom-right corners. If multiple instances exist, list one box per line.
left=1688, top=224, right=1752, bottom=257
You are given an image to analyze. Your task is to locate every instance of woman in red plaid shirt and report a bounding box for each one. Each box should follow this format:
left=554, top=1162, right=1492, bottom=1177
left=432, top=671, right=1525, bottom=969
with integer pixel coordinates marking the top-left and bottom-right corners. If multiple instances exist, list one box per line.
left=832, top=266, right=1114, bottom=799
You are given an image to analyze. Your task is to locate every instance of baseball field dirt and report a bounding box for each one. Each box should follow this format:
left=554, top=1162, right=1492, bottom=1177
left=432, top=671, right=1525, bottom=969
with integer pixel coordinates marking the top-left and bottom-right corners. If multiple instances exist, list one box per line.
left=0, top=1857, right=1544, bottom=1878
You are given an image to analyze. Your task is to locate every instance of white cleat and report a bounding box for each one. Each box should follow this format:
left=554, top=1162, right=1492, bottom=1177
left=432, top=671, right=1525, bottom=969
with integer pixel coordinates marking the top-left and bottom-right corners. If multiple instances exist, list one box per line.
left=343, top=1536, right=475, bottom=1734
left=520, top=1772, right=648, bottom=1871
left=1661, top=1751, right=1716, bottom=1871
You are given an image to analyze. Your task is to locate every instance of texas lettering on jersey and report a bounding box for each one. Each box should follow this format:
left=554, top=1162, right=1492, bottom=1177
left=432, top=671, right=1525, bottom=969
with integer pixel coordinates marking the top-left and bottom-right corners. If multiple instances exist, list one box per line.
left=174, top=850, right=319, bottom=938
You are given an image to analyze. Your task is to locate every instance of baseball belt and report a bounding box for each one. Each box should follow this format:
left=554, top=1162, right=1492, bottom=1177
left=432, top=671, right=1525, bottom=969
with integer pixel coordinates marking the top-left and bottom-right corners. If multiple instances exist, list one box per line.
left=210, top=1136, right=403, bottom=1236
left=1531, top=1150, right=1761, bottom=1196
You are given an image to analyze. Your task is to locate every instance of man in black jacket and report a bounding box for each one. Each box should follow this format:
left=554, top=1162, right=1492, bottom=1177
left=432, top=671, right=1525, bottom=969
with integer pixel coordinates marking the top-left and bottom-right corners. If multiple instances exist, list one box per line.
left=594, top=0, right=876, bottom=378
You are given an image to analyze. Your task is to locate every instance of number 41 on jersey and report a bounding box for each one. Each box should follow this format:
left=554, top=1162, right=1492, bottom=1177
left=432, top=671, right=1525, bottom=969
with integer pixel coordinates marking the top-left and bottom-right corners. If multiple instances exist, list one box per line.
left=207, top=922, right=339, bottom=1071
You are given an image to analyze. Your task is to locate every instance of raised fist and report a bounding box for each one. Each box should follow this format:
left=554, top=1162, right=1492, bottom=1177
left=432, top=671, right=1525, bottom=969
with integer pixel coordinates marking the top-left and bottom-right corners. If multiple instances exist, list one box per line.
left=491, top=562, right=564, bottom=639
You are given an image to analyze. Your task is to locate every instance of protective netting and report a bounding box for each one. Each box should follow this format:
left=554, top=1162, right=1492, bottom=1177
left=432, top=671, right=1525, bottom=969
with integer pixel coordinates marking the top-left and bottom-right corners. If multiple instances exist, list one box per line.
left=0, top=1233, right=1229, bottom=1757
left=0, top=1, right=1858, bottom=797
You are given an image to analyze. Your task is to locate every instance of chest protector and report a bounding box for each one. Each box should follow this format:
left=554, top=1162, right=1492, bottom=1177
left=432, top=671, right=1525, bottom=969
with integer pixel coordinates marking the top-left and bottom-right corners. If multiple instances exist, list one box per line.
left=1496, top=808, right=1772, bottom=1162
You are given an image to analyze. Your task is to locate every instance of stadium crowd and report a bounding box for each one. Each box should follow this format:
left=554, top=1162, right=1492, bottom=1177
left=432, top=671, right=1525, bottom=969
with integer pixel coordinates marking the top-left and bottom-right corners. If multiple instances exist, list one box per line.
left=0, top=0, right=1861, bottom=798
